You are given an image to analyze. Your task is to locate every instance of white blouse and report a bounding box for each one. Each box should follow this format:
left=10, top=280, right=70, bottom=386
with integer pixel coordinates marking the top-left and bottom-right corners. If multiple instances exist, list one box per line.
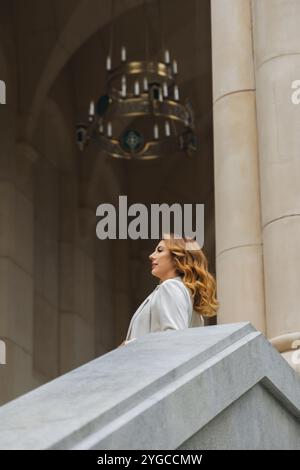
left=125, top=275, right=204, bottom=342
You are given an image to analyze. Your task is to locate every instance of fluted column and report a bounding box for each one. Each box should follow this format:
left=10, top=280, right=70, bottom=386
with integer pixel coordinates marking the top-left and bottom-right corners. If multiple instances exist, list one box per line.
left=252, top=0, right=300, bottom=364
left=211, top=0, right=266, bottom=332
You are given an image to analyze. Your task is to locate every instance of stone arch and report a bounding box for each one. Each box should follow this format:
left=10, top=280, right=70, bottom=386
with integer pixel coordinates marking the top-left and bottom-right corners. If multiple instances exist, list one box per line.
left=26, top=0, right=150, bottom=140
left=23, top=0, right=212, bottom=224
left=32, top=97, right=78, bottom=380
left=25, top=0, right=205, bottom=137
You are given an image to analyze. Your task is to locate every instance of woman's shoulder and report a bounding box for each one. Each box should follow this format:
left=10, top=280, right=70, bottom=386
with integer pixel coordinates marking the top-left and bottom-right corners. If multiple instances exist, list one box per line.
left=161, top=276, right=183, bottom=285
left=157, top=277, right=191, bottom=300
left=159, top=277, right=186, bottom=290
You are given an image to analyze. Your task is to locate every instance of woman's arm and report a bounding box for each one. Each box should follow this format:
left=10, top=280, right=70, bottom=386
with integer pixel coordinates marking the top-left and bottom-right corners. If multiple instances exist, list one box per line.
left=151, top=279, right=191, bottom=331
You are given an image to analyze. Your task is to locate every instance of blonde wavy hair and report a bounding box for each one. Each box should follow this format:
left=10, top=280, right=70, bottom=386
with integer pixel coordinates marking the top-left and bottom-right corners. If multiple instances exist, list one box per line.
left=163, top=233, right=220, bottom=318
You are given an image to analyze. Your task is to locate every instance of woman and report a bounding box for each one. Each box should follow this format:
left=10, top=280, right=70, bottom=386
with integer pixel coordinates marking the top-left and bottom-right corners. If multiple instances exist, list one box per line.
left=119, top=234, right=219, bottom=346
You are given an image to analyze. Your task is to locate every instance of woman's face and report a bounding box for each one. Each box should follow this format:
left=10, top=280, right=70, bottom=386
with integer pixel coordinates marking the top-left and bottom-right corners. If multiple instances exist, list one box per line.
left=149, top=240, right=177, bottom=281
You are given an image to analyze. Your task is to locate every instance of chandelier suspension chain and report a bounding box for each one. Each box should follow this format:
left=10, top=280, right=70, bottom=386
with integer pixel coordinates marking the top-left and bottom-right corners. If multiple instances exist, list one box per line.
left=158, top=0, right=165, bottom=60
left=109, top=0, right=115, bottom=59
left=144, top=0, right=150, bottom=63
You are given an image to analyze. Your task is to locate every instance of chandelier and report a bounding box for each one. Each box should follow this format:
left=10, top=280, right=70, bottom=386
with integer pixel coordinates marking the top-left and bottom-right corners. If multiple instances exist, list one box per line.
left=76, top=1, right=198, bottom=160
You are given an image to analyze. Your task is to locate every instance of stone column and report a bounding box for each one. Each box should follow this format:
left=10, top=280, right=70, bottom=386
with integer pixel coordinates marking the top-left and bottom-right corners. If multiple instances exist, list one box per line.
left=0, top=141, right=37, bottom=405
left=112, top=239, right=131, bottom=347
left=252, top=0, right=300, bottom=366
left=211, top=0, right=266, bottom=332
left=59, top=174, right=96, bottom=374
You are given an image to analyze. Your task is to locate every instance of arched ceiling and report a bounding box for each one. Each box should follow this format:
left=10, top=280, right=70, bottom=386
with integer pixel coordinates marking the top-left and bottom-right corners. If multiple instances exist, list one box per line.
left=13, top=0, right=152, bottom=139
left=13, top=0, right=212, bottom=142
left=12, top=0, right=214, bottom=225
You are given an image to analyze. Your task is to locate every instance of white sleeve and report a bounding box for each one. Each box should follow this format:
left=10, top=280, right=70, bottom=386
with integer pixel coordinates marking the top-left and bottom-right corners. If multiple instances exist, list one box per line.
left=151, top=280, right=191, bottom=331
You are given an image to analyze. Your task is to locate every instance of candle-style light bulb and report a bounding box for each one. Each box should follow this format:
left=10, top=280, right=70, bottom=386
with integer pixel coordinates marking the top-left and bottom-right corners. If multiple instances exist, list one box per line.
left=143, top=77, right=148, bottom=91
left=121, top=75, right=127, bottom=97
left=172, top=60, right=178, bottom=75
left=134, top=80, right=140, bottom=96
left=88, top=101, right=95, bottom=122
left=159, top=87, right=163, bottom=102
left=106, top=55, right=111, bottom=71
left=121, top=46, right=126, bottom=62
left=165, top=121, right=171, bottom=137
left=164, top=49, right=170, bottom=64
left=89, top=101, right=95, bottom=116
left=163, top=82, right=168, bottom=98
left=107, top=122, right=112, bottom=137
left=153, top=123, right=159, bottom=140
left=174, top=85, right=179, bottom=101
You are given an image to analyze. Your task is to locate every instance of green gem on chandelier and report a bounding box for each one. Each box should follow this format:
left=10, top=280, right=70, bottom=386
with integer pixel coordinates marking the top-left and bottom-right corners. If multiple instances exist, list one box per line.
left=121, top=129, right=144, bottom=153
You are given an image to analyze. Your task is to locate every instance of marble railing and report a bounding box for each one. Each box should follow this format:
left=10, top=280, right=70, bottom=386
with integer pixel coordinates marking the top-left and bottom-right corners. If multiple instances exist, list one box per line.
left=0, top=322, right=299, bottom=450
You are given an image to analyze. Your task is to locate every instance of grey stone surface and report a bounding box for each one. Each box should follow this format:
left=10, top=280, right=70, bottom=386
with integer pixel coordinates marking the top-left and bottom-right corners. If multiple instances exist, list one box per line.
left=179, top=383, right=300, bottom=450
left=0, top=322, right=299, bottom=449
